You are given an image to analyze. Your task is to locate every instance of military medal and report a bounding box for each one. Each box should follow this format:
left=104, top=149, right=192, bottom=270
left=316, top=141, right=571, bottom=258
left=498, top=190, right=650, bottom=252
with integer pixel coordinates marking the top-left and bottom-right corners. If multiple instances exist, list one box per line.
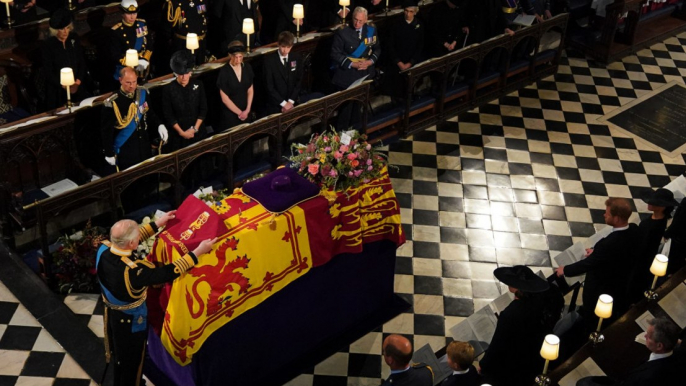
left=189, top=1, right=194, bottom=6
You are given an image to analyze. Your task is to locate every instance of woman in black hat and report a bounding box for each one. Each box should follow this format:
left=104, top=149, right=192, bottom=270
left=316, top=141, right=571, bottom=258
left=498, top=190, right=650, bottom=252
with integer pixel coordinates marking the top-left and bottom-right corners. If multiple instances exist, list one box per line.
left=162, top=50, right=208, bottom=152
left=628, top=188, right=678, bottom=302
left=41, top=8, right=91, bottom=111
left=479, top=265, right=561, bottom=386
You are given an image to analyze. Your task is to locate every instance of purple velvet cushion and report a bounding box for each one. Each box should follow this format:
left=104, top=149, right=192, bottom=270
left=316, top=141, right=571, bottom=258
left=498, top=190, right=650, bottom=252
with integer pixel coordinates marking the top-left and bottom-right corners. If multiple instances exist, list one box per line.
left=242, top=167, right=320, bottom=213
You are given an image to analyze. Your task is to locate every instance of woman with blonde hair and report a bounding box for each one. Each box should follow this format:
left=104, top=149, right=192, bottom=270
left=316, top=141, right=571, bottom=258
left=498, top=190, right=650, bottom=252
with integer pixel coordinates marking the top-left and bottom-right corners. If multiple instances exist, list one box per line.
left=216, top=41, right=254, bottom=131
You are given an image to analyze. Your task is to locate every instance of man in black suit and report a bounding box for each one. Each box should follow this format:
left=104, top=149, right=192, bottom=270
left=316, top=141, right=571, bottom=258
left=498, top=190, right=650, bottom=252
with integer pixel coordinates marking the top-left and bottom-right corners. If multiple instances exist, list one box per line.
left=263, top=31, right=304, bottom=115
left=214, top=0, right=259, bottom=54
left=381, top=334, right=433, bottom=386
left=556, top=197, right=640, bottom=332
left=442, top=341, right=481, bottom=386
left=577, top=317, right=684, bottom=386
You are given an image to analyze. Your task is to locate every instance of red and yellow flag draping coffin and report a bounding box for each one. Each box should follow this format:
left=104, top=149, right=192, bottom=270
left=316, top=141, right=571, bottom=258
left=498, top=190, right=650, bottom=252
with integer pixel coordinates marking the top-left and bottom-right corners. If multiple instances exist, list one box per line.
left=146, top=168, right=404, bottom=365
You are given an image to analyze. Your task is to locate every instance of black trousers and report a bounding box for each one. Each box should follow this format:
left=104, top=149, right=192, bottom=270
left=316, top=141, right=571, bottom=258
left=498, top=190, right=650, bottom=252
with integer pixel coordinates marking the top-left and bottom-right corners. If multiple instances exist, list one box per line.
left=107, top=308, right=147, bottom=386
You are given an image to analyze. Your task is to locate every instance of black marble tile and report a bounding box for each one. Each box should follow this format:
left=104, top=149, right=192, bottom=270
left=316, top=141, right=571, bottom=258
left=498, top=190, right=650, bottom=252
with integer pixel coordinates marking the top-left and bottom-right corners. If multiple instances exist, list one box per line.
left=412, top=154, right=438, bottom=168
left=459, top=134, right=483, bottom=147
left=413, top=130, right=438, bottom=143
left=395, top=193, right=412, bottom=209
left=569, top=222, right=597, bottom=237
left=464, top=185, right=489, bottom=199
left=590, top=209, right=607, bottom=224
left=598, top=95, right=621, bottom=106
left=576, top=84, right=597, bottom=94
left=536, top=177, right=560, bottom=192
left=439, top=197, right=464, bottom=212
left=438, top=170, right=463, bottom=184
left=443, top=297, right=474, bottom=317
left=488, top=187, right=514, bottom=202
left=556, top=167, right=581, bottom=181
left=620, top=161, right=646, bottom=174
left=581, top=103, right=605, bottom=115
left=502, top=116, right=524, bottom=127
left=21, top=351, right=64, bottom=377
left=558, top=91, right=581, bottom=102
left=514, top=189, right=538, bottom=203
left=0, top=301, right=18, bottom=324
left=541, top=205, right=566, bottom=221
left=550, top=143, right=574, bottom=155
left=440, top=228, right=468, bottom=245
left=395, top=256, right=413, bottom=275
left=547, top=235, right=573, bottom=251
left=518, top=218, right=544, bottom=234
left=413, top=181, right=438, bottom=196
left=569, top=134, right=593, bottom=146
left=602, top=171, right=627, bottom=185
left=509, top=163, right=534, bottom=175
left=486, top=173, right=511, bottom=187
left=612, top=137, right=637, bottom=150
left=347, top=353, right=382, bottom=378
left=468, top=246, right=497, bottom=263
left=484, top=148, right=508, bottom=161
left=389, top=165, right=413, bottom=179
left=588, top=124, right=611, bottom=136
left=530, top=153, right=553, bottom=166
left=563, top=193, right=588, bottom=208
left=545, top=120, right=569, bottom=132
left=540, top=99, right=562, bottom=111
left=593, top=147, right=619, bottom=160
left=414, top=276, right=444, bottom=295
left=0, top=376, right=18, bottom=386
left=615, top=87, right=637, bottom=98
left=462, top=159, right=486, bottom=172
left=402, top=224, right=413, bottom=241
left=576, top=157, right=600, bottom=171
left=442, top=261, right=471, bottom=279
left=581, top=182, right=608, bottom=196
left=505, top=138, right=529, bottom=151
left=638, top=150, right=663, bottom=163
left=436, top=143, right=461, bottom=156
left=396, top=293, right=414, bottom=313
left=0, top=325, right=42, bottom=350
left=521, top=107, right=545, bottom=119
left=413, top=210, right=439, bottom=226
left=666, top=164, right=686, bottom=177
left=414, top=241, right=440, bottom=259
left=648, top=175, right=672, bottom=188
left=389, top=140, right=413, bottom=153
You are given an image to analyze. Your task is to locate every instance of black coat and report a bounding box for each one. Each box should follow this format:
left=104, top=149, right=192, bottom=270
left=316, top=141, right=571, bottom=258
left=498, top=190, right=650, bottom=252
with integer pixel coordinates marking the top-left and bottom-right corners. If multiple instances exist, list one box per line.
left=162, top=79, right=208, bottom=152
left=263, top=51, right=304, bottom=115
left=330, top=23, right=380, bottom=89
left=41, top=34, right=90, bottom=110
left=564, top=224, right=640, bottom=324
left=426, top=1, right=468, bottom=57
left=628, top=216, right=668, bottom=302
left=441, top=365, right=481, bottom=386
left=388, top=16, right=424, bottom=66
left=619, top=354, right=685, bottom=386
left=479, top=297, right=549, bottom=386
left=214, top=0, right=259, bottom=49
left=380, top=363, right=434, bottom=386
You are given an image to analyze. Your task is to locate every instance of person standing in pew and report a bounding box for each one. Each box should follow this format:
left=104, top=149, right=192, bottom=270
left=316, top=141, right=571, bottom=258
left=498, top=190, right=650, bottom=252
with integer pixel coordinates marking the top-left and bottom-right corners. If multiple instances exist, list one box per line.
left=217, top=41, right=254, bottom=131
left=384, top=0, right=424, bottom=100
left=442, top=341, right=481, bottom=386
left=162, top=50, right=208, bottom=152
left=163, top=0, right=209, bottom=65
left=109, top=0, right=153, bottom=83
left=263, top=31, right=304, bottom=115
left=464, top=0, right=511, bottom=43
left=381, top=334, right=434, bottom=386
left=480, top=265, right=554, bottom=386
left=41, top=8, right=91, bottom=111
left=101, top=67, right=169, bottom=173
left=556, top=197, right=640, bottom=333
left=330, top=6, right=380, bottom=129
left=426, top=0, right=469, bottom=58
left=576, top=317, right=684, bottom=386
left=213, top=0, right=260, bottom=57
left=97, top=213, right=216, bottom=386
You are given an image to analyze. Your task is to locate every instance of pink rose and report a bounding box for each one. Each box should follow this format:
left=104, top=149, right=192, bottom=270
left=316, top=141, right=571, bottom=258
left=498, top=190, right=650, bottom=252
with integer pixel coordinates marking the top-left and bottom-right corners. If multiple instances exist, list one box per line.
left=347, top=153, right=357, bottom=160
left=354, top=169, right=363, bottom=177
left=323, top=136, right=329, bottom=142
left=367, top=165, right=373, bottom=171
left=324, top=146, right=332, bottom=152
left=308, top=163, right=320, bottom=175
left=348, top=171, right=354, bottom=177
left=306, top=143, right=315, bottom=153
left=333, top=151, right=343, bottom=160
left=339, top=145, right=349, bottom=152
left=329, top=170, right=338, bottom=177
left=363, top=178, right=370, bottom=183
left=366, top=158, right=372, bottom=165
left=366, top=144, right=371, bottom=150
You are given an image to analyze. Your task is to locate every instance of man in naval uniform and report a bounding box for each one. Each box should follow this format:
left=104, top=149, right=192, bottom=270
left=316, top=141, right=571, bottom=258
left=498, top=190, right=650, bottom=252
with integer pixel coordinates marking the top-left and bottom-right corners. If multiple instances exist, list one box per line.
left=330, top=6, right=379, bottom=129
left=101, top=66, right=169, bottom=173
left=97, top=212, right=216, bottom=386
left=164, top=0, right=208, bottom=64
left=110, top=0, right=153, bottom=81
left=381, top=334, right=434, bottom=385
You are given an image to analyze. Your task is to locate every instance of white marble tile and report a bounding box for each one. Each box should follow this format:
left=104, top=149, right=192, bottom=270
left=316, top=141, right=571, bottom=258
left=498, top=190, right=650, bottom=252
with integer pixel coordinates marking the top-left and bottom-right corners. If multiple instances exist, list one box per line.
left=349, top=332, right=383, bottom=355
left=32, top=329, right=65, bottom=353
left=314, top=352, right=349, bottom=376
left=0, top=350, right=30, bottom=376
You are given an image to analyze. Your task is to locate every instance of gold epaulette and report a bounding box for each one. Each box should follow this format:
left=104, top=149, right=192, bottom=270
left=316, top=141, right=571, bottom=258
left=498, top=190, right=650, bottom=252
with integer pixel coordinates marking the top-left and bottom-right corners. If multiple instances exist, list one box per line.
left=104, top=93, right=118, bottom=108
left=102, top=240, right=112, bottom=247
left=111, top=22, right=122, bottom=30
left=172, top=254, right=196, bottom=275
left=137, top=18, right=146, bottom=23
left=140, top=50, right=153, bottom=61
left=120, top=256, right=138, bottom=269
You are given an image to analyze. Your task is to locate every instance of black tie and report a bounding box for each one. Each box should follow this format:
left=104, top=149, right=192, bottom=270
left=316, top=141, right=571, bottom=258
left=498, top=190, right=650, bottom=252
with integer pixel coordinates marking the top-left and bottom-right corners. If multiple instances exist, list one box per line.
left=282, top=57, right=287, bottom=67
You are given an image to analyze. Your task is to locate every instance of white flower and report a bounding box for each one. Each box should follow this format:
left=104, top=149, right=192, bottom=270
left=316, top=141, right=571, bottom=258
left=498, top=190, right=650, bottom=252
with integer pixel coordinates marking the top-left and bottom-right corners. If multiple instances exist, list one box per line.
left=142, top=216, right=151, bottom=225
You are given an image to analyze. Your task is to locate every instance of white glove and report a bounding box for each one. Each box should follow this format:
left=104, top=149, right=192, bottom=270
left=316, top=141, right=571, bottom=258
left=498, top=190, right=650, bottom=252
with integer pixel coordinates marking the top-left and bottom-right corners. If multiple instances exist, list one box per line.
left=105, top=156, right=116, bottom=166
left=158, top=124, right=168, bottom=142
left=138, top=59, right=149, bottom=71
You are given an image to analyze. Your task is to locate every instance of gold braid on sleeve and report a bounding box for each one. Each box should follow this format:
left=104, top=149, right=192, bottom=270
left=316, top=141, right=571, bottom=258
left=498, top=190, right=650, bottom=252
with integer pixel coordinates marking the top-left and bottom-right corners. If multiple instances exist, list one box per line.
left=167, top=1, right=182, bottom=27
left=172, top=254, right=196, bottom=275
left=112, top=100, right=139, bottom=129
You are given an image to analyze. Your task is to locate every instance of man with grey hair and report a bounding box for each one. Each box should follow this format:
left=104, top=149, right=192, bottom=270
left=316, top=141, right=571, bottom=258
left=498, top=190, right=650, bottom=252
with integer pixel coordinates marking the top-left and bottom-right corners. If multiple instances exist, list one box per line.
left=577, top=317, right=683, bottom=385
left=96, top=211, right=216, bottom=386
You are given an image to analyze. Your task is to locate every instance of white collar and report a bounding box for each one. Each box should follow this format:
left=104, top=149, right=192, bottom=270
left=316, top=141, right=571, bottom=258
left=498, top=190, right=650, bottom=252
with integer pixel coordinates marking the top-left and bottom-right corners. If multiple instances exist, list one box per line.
left=279, top=53, right=288, bottom=61
left=613, top=224, right=629, bottom=231
left=649, top=351, right=672, bottom=361
left=452, top=368, right=470, bottom=375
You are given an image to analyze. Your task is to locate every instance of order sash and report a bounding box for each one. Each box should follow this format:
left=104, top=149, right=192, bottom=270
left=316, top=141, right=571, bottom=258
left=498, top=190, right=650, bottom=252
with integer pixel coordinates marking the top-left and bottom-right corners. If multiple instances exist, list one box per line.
left=349, top=26, right=376, bottom=60
left=96, top=244, right=148, bottom=333
left=113, top=89, right=146, bottom=155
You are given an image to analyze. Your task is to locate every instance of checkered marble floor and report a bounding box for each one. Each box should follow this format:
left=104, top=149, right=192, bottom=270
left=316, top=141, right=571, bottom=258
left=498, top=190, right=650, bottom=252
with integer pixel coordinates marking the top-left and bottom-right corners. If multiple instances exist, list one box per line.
left=3, top=32, right=686, bottom=386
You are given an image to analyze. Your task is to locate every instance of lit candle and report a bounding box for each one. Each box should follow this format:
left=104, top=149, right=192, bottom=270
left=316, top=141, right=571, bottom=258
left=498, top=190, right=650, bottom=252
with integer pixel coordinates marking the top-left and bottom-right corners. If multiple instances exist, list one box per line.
left=186, top=33, right=199, bottom=54
left=293, top=4, right=304, bottom=39
left=125, top=49, right=139, bottom=68
left=242, top=18, right=254, bottom=53
left=60, top=67, right=75, bottom=112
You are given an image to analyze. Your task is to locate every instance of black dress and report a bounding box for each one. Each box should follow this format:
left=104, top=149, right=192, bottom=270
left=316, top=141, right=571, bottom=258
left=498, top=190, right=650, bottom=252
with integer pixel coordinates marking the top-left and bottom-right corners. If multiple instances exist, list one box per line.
left=628, top=216, right=668, bottom=302
left=216, top=63, right=254, bottom=131
left=41, top=33, right=90, bottom=111
left=162, top=79, right=208, bottom=152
